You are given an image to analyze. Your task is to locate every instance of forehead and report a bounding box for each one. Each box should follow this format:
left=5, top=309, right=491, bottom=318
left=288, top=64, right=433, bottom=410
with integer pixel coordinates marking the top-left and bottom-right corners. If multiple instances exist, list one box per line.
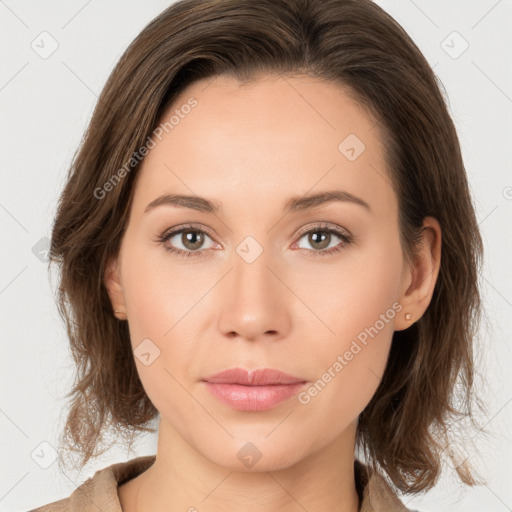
left=131, top=73, right=396, bottom=220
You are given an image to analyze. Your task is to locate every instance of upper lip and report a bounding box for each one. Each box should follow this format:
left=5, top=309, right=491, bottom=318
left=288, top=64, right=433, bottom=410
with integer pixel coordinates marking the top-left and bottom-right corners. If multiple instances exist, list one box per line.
left=203, top=368, right=306, bottom=386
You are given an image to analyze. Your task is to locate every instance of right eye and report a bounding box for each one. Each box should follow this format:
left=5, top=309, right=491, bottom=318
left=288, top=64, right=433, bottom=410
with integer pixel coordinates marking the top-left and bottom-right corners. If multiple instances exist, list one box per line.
left=157, top=225, right=219, bottom=258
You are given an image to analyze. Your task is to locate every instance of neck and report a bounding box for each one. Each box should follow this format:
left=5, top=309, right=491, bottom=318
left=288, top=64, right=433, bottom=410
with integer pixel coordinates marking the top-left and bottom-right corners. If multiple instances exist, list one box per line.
left=122, top=418, right=360, bottom=512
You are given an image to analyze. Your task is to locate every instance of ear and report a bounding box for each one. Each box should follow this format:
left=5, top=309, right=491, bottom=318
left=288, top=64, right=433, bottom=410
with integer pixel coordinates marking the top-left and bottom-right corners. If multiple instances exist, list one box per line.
left=104, top=255, right=127, bottom=320
left=394, top=216, right=442, bottom=331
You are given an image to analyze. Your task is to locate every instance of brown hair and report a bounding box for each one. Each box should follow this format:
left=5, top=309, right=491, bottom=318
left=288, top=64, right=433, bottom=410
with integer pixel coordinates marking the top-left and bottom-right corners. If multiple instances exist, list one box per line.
left=49, top=0, right=484, bottom=493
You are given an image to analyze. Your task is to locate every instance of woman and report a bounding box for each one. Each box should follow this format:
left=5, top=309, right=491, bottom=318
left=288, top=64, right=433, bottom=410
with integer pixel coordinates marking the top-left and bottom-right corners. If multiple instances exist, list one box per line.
left=32, top=0, right=483, bottom=510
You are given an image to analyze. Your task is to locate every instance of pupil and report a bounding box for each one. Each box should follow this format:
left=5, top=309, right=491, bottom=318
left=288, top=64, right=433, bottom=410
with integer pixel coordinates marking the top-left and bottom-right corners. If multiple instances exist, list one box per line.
left=310, top=231, right=329, bottom=250
left=183, top=230, right=203, bottom=250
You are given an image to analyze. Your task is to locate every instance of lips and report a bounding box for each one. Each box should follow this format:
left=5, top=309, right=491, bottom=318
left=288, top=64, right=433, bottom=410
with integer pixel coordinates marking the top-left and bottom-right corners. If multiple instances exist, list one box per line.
left=202, top=368, right=307, bottom=411
left=203, top=367, right=305, bottom=386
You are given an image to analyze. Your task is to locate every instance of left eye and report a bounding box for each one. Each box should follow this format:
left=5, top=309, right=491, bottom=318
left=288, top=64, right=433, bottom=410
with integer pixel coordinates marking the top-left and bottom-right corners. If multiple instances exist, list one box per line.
left=294, top=227, right=350, bottom=254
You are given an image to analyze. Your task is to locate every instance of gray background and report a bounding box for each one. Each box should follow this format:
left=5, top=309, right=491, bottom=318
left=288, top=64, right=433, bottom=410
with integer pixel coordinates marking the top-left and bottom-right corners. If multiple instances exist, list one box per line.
left=1, top=1, right=511, bottom=511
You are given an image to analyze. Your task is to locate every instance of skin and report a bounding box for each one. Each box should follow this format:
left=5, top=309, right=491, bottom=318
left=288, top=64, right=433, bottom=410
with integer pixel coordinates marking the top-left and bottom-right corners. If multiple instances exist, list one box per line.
left=105, top=73, right=441, bottom=512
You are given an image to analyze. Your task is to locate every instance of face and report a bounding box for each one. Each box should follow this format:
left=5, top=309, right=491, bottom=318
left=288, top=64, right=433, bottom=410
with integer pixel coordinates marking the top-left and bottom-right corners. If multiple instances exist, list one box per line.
left=106, top=73, right=412, bottom=472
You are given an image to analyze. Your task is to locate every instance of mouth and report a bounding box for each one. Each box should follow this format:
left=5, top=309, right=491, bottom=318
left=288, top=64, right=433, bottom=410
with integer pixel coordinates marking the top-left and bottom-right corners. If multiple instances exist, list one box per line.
left=201, top=367, right=308, bottom=411
left=203, top=367, right=306, bottom=386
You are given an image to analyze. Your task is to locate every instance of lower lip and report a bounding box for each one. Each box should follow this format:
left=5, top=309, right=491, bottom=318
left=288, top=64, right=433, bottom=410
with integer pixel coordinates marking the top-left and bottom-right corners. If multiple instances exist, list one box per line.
left=203, top=381, right=307, bottom=411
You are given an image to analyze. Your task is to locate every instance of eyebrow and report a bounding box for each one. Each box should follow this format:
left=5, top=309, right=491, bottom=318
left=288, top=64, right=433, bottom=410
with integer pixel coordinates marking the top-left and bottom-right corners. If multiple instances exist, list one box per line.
left=144, top=190, right=371, bottom=215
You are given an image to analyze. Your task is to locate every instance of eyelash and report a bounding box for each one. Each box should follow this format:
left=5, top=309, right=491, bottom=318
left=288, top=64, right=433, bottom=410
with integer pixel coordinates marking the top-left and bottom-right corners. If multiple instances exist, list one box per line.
left=156, top=223, right=353, bottom=259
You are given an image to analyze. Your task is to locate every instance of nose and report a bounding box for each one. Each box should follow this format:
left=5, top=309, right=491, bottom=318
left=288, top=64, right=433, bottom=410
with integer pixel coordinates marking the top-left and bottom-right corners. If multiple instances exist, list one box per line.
left=216, top=242, right=292, bottom=343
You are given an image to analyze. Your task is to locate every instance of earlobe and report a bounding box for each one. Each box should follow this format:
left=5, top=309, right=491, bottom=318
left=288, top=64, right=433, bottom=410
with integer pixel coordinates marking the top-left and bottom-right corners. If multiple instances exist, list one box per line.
left=104, top=256, right=127, bottom=319
left=395, top=217, right=442, bottom=331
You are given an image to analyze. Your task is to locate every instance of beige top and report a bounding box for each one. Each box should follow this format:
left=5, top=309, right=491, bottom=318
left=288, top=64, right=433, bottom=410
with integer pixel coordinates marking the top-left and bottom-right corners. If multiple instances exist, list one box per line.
left=30, top=455, right=414, bottom=511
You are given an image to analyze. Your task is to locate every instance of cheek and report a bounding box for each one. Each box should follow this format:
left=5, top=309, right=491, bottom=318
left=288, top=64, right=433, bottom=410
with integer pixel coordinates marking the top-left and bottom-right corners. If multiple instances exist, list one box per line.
left=294, top=235, right=403, bottom=415
left=120, top=237, right=210, bottom=345
left=294, top=230, right=403, bottom=340
left=118, top=237, right=215, bottom=400
left=118, top=240, right=204, bottom=425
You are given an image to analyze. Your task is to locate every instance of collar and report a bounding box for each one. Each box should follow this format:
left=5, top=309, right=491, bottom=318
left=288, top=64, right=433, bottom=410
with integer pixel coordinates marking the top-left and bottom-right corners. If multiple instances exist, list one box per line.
left=31, top=455, right=412, bottom=511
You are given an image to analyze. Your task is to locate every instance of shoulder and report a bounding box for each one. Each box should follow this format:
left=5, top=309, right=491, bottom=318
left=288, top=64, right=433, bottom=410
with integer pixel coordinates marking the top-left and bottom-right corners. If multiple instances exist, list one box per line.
left=29, top=455, right=156, bottom=512
left=355, top=459, right=422, bottom=512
